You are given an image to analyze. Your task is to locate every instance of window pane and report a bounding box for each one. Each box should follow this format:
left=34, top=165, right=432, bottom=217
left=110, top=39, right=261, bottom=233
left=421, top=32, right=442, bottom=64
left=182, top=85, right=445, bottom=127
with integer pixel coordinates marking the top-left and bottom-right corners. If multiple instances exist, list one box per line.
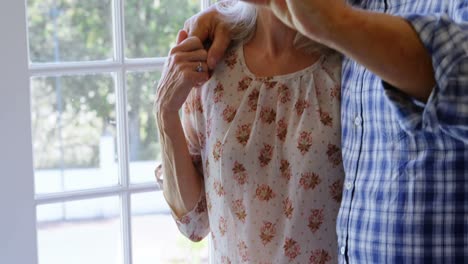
left=36, top=197, right=122, bottom=264
left=125, top=0, right=200, bottom=58
left=31, top=74, right=119, bottom=194
left=127, top=71, right=161, bottom=183
left=27, top=0, right=113, bottom=62
left=131, top=192, right=209, bottom=264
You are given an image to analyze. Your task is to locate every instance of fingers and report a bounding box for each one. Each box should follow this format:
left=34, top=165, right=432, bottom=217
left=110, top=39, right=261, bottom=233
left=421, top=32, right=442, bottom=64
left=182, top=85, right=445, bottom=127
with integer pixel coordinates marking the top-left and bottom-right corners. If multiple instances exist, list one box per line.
left=173, top=49, right=208, bottom=63
left=186, top=18, right=210, bottom=44
left=181, top=62, right=210, bottom=85
left=171, top=36, right=204, bottom=54
left=207, top=24, right=232, bottom=69
left=240, top=0, right=271, bottom=5
left=183, top=61, right=209, bottom=74
left=176, top=29, right=189, bottom=45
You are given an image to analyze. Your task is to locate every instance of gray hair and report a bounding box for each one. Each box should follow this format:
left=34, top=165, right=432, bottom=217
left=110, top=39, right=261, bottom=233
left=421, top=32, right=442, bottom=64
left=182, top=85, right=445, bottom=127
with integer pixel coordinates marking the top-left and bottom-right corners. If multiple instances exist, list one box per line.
left=216, top=1, right=326, bottom=53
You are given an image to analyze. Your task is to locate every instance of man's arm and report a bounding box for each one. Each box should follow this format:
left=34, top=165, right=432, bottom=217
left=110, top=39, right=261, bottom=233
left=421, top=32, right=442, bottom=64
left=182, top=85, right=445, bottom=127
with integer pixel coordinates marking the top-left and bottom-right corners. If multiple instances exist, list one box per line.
left=187, top=1, right=466, bottom=104
left=323, top=7, right=436, bottom=102
left=186, top=1, right=436, bottom=101
left=232, top=0, right=437, bottom=101
left=381, top=8, right=468, bottom=141
left=327, top=4, right=468, bottom=140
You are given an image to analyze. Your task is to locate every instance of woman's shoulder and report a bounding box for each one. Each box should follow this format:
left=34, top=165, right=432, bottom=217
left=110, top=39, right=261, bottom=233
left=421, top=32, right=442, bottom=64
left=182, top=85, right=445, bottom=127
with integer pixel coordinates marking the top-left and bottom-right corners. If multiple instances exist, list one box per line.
left=208, top=41, right=246, bottom=81
left=321, top=49, right=342, bottom=67
left=216, top=41, right=243, bottom=71
left=319, top=50, right=343, bottom=83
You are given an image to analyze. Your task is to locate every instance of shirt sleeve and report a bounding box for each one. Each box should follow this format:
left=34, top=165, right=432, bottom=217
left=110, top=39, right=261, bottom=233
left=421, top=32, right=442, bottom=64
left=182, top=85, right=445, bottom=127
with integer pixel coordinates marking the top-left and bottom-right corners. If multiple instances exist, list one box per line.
left=383, top=4, right=468, bottom=143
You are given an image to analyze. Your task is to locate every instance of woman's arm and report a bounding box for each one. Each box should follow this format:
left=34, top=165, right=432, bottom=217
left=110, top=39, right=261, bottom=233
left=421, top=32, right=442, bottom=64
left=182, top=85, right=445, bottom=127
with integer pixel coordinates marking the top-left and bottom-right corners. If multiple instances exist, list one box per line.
left=157, top=112, right=203, bottom=218
left=154, top=30, right=209, bottom=218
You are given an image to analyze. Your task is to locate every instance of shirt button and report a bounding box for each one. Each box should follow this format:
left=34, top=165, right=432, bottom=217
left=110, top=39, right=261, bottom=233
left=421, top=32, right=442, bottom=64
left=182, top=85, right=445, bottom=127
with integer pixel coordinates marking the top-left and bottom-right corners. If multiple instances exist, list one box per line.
left=340, top=246, right=346, bottom=255
left=354, top=116, right=362, bottom=126
left=345, top=182, right=353, bottom=190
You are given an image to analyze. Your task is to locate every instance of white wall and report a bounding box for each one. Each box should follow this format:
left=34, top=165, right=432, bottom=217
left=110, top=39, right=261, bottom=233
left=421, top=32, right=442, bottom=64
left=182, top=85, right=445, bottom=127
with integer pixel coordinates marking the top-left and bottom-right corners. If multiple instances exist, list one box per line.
left=0, top=0, right=38, bottom=263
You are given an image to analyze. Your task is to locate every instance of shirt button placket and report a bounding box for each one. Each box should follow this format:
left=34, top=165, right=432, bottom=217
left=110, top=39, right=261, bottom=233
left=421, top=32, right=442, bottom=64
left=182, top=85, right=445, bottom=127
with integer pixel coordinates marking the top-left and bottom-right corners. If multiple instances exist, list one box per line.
left=354, top=116, right=362, bottom=127
left=340, top=246, right=346, bottom=255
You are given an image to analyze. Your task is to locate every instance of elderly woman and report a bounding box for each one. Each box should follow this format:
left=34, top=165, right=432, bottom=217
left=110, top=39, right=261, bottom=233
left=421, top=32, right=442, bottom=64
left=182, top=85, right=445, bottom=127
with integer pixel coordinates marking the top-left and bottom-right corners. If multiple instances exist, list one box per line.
left=154, top=1, right=344, bottom=262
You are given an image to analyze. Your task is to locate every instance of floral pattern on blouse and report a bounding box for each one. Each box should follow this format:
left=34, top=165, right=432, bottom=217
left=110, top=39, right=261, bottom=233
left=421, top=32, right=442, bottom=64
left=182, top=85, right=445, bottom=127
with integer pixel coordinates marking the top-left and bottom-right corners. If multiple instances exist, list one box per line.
left=174, top=43, right=344, bottom=263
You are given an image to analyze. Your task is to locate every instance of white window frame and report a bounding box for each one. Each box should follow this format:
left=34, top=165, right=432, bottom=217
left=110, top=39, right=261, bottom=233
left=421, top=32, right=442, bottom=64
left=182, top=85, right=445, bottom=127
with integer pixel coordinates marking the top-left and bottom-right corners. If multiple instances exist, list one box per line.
left=0, top=1, right=37, bottom=263
left=0, top=0, right=213, bottom=263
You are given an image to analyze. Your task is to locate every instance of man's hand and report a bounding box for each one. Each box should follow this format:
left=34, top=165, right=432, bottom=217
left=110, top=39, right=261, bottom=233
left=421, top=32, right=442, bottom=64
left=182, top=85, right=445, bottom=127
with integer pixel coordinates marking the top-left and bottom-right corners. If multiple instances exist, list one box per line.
left=184, top=3, right=233, bottom=70
left=240, top=0, right=350, bottom=46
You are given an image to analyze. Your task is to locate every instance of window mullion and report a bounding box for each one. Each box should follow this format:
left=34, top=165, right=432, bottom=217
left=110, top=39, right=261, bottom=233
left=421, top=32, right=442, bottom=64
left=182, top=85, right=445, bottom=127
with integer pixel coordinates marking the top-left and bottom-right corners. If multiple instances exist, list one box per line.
left=121, top=192, right=133, bottom=264
left=34, top=183, right=159, bottom=205
left=201, top=0, right=212, bottom=10
left=29, top=61, right=122, bottom=76
left=113, top=0, right=133, bottom=263
left=116, top=69, right=133, bottom=264
left=35, top=186, right=125, bottom=205
left=117, top=60, right=134, bottom=263
left=28, top=59, right=165, bottom=77
left=113, top=0, right=125, bottom=63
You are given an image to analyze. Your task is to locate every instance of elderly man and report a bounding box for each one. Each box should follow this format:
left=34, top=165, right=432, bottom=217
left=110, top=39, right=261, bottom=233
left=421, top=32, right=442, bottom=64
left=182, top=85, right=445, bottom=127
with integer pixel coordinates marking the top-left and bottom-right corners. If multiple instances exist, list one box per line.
left=179, top=0, right=468, bottom=263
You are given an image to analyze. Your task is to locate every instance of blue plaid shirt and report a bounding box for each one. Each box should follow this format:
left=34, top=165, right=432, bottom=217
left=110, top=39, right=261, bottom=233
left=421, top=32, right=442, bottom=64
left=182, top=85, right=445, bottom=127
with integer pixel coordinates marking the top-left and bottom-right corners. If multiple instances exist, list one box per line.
left=338, top=0, right=468, bottom=263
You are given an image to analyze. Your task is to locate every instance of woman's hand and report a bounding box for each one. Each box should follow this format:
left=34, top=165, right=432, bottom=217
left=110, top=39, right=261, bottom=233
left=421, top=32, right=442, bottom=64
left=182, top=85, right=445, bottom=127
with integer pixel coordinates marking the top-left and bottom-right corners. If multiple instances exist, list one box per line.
left=154, top=30, right=209, bottom=117
left=184, top=3, right=233, bottom=70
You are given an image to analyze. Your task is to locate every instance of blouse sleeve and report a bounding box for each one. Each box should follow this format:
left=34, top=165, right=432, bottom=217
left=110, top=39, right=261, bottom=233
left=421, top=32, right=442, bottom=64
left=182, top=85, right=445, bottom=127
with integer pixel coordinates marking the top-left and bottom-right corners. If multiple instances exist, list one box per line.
left=165, top=89, right=210, bottom=242
left=172, top=190, right=210, bottom=242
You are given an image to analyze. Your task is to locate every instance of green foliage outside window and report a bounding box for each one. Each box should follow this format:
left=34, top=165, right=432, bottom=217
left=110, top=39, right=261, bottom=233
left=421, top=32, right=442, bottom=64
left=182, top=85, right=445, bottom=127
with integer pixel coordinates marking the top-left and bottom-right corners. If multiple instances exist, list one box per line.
left=29, top=0, right=200, bottom=169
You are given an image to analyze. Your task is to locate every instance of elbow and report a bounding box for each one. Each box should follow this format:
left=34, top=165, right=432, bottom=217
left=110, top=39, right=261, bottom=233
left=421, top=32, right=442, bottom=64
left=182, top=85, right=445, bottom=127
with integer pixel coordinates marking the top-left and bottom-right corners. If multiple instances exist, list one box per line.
left=177, top=222, right=210, bottom=242
left=188, top=232, right=207, bottom=242
left=414, top=77, right=436, bottom=103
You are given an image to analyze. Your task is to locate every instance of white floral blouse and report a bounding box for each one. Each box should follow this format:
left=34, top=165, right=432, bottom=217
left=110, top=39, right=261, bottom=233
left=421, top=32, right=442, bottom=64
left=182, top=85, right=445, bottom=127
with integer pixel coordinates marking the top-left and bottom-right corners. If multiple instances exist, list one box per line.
left=173, top=43, right=344, bottom=263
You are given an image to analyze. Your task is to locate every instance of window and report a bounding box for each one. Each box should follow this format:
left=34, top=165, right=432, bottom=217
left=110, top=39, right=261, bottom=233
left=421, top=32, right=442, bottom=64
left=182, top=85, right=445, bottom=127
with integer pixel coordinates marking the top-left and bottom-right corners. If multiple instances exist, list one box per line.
left=27, top=0, right=212, bottom=263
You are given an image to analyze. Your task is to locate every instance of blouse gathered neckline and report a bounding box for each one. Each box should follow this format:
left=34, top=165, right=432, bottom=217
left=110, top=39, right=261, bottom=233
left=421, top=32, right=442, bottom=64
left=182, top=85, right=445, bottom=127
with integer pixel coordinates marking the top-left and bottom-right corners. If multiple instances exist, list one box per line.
left=237, top=41, right=325, bottom=82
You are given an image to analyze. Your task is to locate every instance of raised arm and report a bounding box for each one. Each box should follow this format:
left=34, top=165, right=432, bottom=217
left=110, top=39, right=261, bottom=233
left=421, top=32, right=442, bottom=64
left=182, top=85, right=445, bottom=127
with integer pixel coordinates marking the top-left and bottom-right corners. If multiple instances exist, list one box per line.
left=185, top=1, right=467, bottom=139
left=154, top=30, right=209, bottom=218
left=382, top=5, right=468, bottom=141
left=184, top=0, right=436, bottom=101
left=324, top=7, right=436, bottom=102
left=235, top=0, right=436, bottom=102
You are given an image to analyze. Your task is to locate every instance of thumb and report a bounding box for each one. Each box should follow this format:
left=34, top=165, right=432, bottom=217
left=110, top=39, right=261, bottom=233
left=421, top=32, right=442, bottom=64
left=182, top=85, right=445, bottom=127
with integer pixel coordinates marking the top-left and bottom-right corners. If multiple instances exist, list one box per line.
left=240, top=0, right=271, bottom=5
left=207, top=26, right=231, bottom=70
left=176, top=29, right=189, bottom=45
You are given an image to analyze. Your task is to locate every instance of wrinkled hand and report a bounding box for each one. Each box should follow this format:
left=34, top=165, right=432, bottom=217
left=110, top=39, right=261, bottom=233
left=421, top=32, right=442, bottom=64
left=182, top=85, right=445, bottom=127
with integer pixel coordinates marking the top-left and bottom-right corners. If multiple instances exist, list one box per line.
left=183, top=3, right=232, bottom=70
left=241, top=0, right=349, bottom=44
left=154, top=30, right=209, bottom=116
